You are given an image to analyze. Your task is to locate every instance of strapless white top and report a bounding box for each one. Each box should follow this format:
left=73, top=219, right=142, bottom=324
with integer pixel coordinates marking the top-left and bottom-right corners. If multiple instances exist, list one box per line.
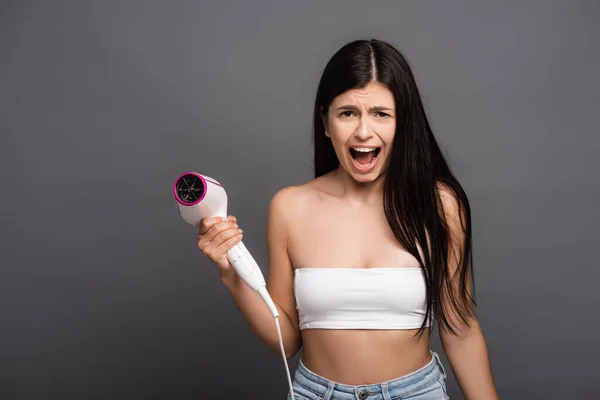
left=294, top=267, right=431, bottom=330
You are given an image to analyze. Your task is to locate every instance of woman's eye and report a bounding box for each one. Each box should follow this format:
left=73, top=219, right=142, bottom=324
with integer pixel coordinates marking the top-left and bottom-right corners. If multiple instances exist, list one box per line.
left=340, top=111, right=355, bottom=117
left=375, top=112, right=389, bottom=118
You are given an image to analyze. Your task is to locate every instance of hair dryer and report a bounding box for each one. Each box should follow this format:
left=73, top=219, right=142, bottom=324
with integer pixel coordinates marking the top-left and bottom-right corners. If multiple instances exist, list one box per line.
left=173, top=172, right=279, bottom=317
left=173, top=171, right=295, bottom=399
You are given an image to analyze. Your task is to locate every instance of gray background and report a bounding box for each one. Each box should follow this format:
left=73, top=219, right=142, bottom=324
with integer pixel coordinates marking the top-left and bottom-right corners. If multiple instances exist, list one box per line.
left=1, top=1, right=599, bottom=399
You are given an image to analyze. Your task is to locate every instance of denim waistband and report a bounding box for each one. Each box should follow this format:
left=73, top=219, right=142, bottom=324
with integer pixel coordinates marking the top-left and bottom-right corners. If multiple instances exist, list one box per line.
left=294, top=351, right=447, bottom=399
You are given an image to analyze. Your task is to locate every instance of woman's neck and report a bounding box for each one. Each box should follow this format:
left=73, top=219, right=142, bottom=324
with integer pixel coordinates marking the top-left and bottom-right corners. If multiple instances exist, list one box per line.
left=333, top=166, right=386, bottom=207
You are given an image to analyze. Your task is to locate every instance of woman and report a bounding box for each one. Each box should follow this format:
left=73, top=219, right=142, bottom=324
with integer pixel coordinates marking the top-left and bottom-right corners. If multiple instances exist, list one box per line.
left=197, top=39, right=499, bottom=399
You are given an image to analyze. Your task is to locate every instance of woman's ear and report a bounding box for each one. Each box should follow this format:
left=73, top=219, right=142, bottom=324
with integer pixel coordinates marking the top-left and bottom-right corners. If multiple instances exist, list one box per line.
left=320, top=106, right=330, bottom=137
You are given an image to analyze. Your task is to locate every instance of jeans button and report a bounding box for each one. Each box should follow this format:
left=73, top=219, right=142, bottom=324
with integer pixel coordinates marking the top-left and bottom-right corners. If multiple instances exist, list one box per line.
left=358, top=390, right=369, bottom=400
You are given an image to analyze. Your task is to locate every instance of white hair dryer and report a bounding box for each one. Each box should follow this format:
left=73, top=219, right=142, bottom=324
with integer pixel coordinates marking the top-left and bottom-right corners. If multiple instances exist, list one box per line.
left=173, top=172, right=279, bottom=318
left=173, top=172, right=295, bottom=399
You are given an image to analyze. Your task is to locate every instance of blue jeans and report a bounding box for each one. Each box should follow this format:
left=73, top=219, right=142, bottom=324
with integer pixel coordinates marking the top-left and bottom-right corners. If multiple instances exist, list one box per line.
left=287, top=351, right=449, bottom=400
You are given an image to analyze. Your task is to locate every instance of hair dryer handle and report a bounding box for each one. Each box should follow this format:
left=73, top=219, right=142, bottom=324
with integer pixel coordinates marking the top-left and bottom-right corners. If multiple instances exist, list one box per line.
left=226, top=242, right=279, bottom=318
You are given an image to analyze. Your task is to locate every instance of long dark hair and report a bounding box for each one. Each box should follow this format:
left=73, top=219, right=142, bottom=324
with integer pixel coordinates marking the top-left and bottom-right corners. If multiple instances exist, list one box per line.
left=312, top=39, right=476, bottom=336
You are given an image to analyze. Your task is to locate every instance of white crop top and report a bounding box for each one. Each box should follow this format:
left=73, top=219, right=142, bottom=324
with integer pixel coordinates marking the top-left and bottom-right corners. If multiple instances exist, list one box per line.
left=294, top=267, right=431, bottom=330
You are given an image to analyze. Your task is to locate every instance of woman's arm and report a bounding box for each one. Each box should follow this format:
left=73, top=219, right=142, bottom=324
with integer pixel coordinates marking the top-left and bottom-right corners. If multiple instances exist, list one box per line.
left=440, top=318, right=497, bottom=399
left=437, top=186, right=499, bottom=399
left=220, top=187, right=302, bottom=358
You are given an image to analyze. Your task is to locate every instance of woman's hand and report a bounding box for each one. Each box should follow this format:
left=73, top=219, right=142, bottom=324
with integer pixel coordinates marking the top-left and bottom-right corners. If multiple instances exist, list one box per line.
left=197, top=215, right=243, bottom=276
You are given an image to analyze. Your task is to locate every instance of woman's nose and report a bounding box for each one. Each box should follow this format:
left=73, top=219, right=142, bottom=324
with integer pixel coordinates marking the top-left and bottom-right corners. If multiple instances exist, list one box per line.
left=354, top=118, right=373, bottom=140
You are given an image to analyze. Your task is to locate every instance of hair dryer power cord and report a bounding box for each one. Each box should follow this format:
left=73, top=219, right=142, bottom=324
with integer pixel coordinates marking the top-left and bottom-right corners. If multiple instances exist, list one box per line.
left=256, top=287, right=295, bottom=399
left=275, top=316, right=295, bottom=400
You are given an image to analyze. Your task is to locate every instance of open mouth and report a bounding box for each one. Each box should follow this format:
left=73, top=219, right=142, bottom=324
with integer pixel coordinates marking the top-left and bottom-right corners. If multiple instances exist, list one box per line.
left=349, top=146, right=381, bottom=170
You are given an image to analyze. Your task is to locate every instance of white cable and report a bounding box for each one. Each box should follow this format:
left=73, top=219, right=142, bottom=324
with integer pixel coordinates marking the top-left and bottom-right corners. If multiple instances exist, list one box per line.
left=257, top=286, right=295, bottom=398
left=274, top=316, right=295, bottom=400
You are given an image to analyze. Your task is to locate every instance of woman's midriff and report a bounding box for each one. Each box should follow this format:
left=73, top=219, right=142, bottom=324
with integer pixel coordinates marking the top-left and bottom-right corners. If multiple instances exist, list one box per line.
left=299, top=328, right=432, bottom=385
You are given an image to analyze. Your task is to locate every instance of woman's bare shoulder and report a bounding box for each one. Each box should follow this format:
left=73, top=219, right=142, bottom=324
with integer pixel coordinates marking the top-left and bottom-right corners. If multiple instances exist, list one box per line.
left=269, top=174, right=334, bottom=220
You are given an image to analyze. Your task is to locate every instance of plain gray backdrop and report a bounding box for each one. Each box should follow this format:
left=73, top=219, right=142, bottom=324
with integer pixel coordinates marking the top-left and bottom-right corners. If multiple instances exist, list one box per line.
left=1, top=1, right=599, bottom=399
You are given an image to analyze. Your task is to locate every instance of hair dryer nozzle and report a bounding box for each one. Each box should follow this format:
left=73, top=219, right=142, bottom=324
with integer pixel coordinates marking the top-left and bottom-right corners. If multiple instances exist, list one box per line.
left=173, top=172, right=228, bottom=225
left=173, top=172, right=206, bottom=205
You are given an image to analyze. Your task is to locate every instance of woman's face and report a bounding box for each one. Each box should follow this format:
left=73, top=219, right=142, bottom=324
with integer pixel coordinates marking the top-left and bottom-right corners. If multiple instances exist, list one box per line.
left=323, top=82, right=396, bottom=183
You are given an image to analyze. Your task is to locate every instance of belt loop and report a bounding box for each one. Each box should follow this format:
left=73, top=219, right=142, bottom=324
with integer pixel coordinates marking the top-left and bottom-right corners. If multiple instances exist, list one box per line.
left=432, top=351, right=447, bottom=379
left=381, top=382, right=392, bottom=400
left=323, top=381, right=335, bottom=400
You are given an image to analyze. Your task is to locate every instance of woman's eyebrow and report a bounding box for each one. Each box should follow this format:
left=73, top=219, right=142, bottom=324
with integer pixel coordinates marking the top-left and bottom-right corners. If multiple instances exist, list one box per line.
left=335, top=105, right=393, bottom=112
